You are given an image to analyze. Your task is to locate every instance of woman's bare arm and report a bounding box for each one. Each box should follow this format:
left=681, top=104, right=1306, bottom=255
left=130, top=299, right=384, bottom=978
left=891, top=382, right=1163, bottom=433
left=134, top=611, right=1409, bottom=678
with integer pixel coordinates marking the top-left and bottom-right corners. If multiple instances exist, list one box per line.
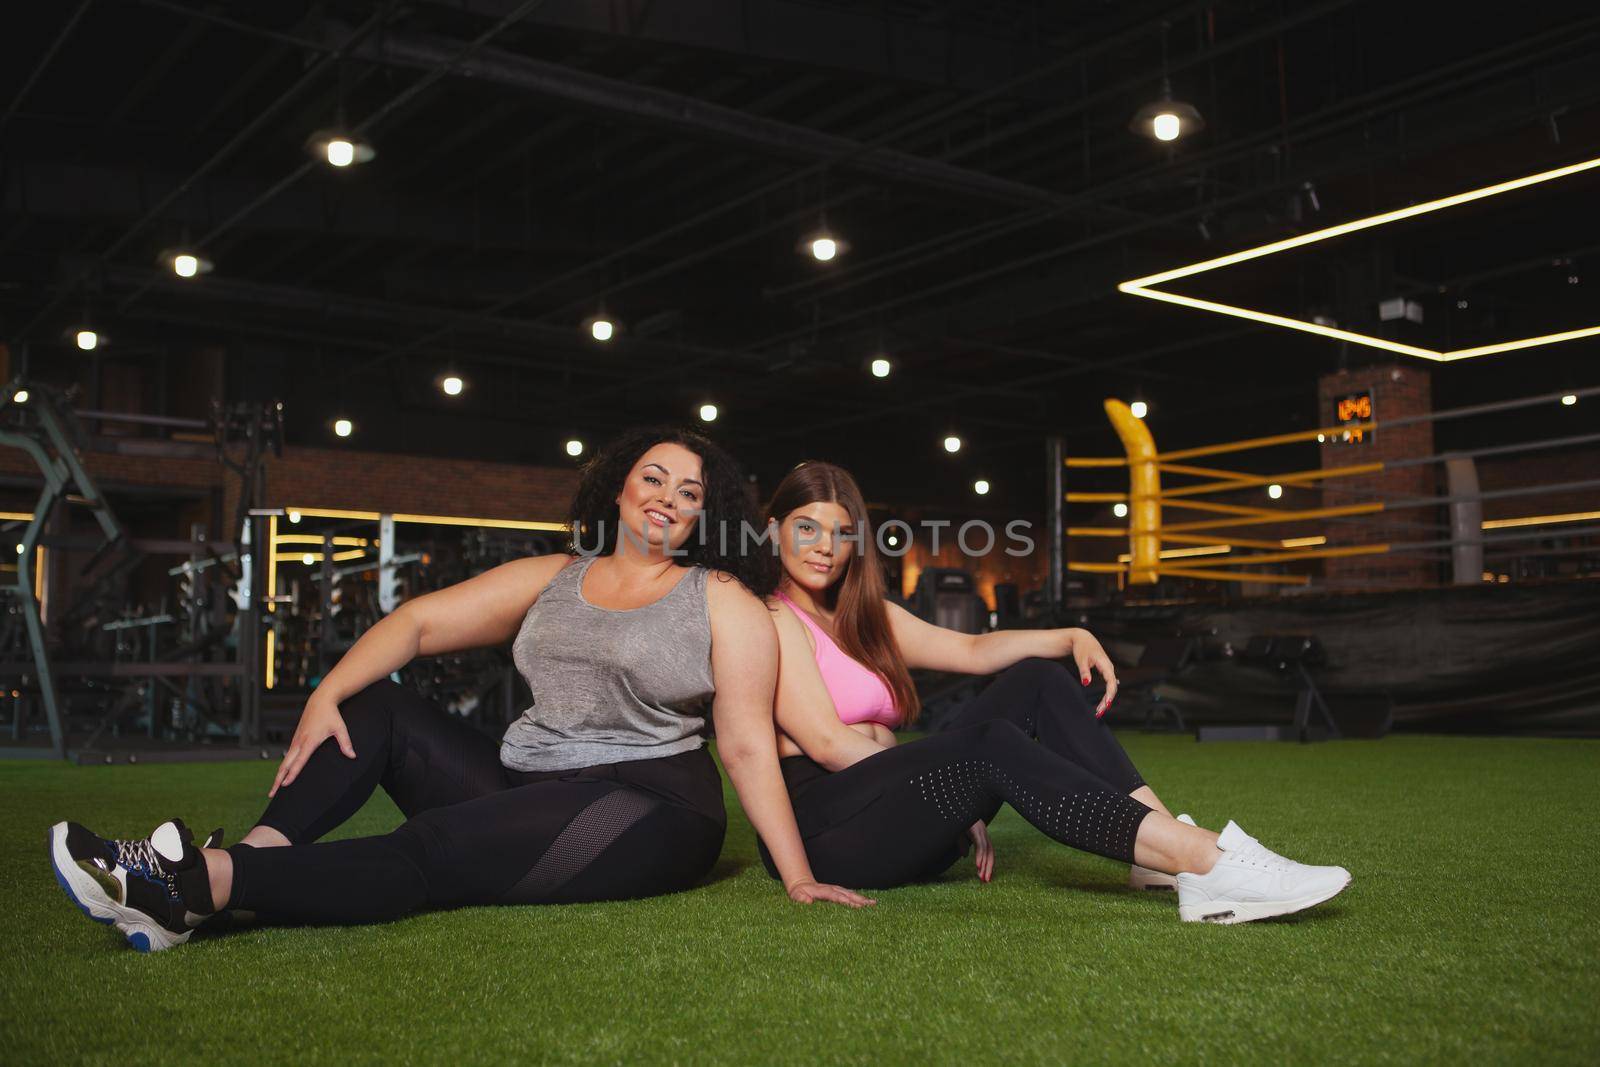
left=885, top=603, right=1118, bottom=708
left=707, top=576, right=873, bottom=906
left=270, top=554, right=571, bottom=794
left=769, top=600, right=892, bottom=773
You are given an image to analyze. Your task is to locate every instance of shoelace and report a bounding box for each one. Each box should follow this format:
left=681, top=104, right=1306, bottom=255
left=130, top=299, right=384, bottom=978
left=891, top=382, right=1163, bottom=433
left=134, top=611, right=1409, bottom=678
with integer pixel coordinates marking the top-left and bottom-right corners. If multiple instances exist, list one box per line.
left=1227, top=836, right=1296, bottom=873
left=113, top=837, right=171, bottom=879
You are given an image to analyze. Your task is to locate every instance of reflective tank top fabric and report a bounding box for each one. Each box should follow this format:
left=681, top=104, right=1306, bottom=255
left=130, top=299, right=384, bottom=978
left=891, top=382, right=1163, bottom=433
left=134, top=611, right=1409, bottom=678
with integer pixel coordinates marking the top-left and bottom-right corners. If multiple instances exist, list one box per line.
left=774, top=591, right=901, bottom=729
left=500, top=556, right=716, bottom=772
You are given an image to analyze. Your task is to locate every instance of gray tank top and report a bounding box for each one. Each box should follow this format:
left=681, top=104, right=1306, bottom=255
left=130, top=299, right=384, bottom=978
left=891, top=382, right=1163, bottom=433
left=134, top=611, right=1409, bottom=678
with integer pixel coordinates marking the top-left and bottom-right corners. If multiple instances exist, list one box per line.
left=499, top=555, right=715, bottom=772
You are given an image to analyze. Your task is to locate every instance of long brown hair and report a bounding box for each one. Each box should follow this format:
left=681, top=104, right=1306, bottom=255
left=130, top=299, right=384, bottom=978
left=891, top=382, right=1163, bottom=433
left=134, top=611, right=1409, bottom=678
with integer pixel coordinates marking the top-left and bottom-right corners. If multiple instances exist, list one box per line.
left=765, top=462, right=921, bottom=725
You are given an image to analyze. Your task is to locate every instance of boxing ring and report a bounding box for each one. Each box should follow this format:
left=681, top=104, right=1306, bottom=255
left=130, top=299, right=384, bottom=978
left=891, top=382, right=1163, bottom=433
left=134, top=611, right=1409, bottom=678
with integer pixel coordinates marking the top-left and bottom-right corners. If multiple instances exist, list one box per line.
left=1045, top=384, right=1600, bottom=734
left=1060, top=385, right=1600, bottom=591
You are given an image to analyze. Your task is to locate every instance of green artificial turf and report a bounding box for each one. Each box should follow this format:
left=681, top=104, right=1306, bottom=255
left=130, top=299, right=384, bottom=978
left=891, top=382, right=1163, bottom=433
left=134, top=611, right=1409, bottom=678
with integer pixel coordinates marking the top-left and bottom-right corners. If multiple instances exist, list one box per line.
left=6, top=734, right=1598, bottom=1065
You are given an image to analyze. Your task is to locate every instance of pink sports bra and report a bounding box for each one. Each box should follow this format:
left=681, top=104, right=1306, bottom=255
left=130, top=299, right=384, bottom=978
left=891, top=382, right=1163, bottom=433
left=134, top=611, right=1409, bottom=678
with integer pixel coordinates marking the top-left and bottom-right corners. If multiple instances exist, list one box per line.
left=775, top=591, right=901, bottom=729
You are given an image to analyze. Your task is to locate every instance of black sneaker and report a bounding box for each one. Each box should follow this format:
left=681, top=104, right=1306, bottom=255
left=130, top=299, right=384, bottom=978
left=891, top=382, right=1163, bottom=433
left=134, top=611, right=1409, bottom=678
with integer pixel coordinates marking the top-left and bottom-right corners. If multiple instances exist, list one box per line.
left=47, top=818, right=216, bottom=952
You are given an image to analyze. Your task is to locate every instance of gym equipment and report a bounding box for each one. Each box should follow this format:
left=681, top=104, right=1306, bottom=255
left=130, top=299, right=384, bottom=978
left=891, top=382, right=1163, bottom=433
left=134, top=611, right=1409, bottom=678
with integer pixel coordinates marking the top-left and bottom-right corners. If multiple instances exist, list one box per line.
left=910, top=568, right=989, bottom=634
left=1198, top=634, right=1340, bottom=742
left=1113, top=636, right=1196, bottom=732
left=991, top=583, right=1021, bottom=628
left=0, top=386, right=284, bottom=758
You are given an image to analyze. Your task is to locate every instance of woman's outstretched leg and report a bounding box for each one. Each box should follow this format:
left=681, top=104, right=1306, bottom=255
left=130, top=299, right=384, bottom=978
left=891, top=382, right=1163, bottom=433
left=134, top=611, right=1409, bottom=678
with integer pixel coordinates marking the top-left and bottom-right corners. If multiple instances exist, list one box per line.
left=780, top=720, right=1349, bottom=922
left=222, top=777, right=722, bottom=924
left=49, top=773, right=724, bottom=949
left=46, top=680, right=517, bottom=949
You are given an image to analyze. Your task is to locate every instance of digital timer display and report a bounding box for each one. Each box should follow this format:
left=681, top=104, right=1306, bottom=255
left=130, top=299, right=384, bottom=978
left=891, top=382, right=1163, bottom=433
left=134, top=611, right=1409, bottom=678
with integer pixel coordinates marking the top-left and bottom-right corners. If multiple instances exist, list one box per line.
left=1334, top=392, right=1374, bottom=444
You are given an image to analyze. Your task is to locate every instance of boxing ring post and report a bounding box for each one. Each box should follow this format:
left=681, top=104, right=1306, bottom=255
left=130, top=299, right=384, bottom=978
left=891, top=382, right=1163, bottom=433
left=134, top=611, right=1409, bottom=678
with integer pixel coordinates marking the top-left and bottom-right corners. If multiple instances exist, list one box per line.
left=1046, top=436, right=1064, bottom=615
left=1444, top=456, right=1483, bottom=585
left=1104, top=400, right=1160, bottom=584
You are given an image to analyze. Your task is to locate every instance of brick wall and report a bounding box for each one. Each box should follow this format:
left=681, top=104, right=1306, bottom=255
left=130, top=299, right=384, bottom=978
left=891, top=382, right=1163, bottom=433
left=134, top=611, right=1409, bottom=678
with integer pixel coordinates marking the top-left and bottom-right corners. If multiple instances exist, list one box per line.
left=1317, top=363, right=1438, bottom=588
left=1478, top=447, right=1600, bottom=520
left=0, top=438, right=579, bottom=534
left=255, top=445, right=578, bottom=524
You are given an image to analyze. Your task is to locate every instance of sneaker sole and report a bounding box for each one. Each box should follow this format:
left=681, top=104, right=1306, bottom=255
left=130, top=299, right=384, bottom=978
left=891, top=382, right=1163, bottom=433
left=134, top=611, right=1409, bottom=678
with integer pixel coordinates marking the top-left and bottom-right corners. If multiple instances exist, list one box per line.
left=1128, top=866, right=1178, bottom=891
left=1178, top=873, right=1352, bottom=925
left=47, top=823, right=191, bottom=953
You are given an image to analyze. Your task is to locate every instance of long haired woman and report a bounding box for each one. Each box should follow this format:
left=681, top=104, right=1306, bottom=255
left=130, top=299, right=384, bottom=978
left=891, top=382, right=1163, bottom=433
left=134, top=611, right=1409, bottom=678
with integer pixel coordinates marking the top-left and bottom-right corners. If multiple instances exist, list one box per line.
left=758, top=461, right=1349, bottom=924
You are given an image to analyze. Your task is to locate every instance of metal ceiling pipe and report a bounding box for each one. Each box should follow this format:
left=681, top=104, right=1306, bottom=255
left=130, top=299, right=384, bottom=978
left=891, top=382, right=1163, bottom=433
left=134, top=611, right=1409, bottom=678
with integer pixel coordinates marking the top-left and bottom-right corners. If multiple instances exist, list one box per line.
left=330, top=22, right=1069, bottom=210
left=0, top=0, right=94, bottom=134
left=97, top=266, right=771, bottom=374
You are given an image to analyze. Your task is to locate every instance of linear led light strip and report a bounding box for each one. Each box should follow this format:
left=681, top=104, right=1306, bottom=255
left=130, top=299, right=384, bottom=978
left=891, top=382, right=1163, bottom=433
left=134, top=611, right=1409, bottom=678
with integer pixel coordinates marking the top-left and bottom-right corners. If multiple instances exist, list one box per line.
left=1118, top=155, right=1600, bottom=362
left=1481, top=510, right=1599, bottom=529
left=1117, top=543, right=1231, bottom=563
left=283, top=507, right=566, bottom=531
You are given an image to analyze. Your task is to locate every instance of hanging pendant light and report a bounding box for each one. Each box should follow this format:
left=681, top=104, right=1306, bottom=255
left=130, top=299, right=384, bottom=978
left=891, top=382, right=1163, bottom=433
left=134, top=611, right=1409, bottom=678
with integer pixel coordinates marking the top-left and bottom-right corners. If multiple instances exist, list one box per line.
left=1130, top=23, right=1204, bottom=144
left=1130, top=83, right=1205, bottom=143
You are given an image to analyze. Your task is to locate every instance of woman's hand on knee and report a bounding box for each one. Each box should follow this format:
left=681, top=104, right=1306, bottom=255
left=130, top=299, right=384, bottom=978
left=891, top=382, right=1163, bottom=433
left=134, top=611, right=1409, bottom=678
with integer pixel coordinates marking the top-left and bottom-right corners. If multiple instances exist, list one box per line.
left=1066, top=630, right=1118, bottom=716
left=270, top=691, right=356, bottom=797
left=786, top=879, right=877, bottom=909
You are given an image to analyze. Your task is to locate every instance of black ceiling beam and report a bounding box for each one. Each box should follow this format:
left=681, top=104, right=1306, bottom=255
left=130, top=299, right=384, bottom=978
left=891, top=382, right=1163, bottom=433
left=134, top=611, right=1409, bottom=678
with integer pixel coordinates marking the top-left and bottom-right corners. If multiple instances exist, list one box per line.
left=93, top=266, right=773, bottom=375
left=331, top=22, right=1085, bottom=211
left=88, top=267, right=1050, bottom=433
left=757, top=325, right=1267, bottom=443
left=2, top=160, right=600, bottom=259
left=408, top=0, right=1094, bottom=98
left=1, top=1, right=95, bottom=134
left=103, top=17, right=209, bottom=127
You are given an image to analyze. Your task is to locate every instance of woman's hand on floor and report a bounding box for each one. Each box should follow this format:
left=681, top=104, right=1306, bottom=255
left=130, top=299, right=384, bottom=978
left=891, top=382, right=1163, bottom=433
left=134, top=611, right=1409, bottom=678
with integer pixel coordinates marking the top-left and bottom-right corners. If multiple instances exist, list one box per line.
left=786, top=880, right=877, bottom=908
left=968, top=820, right=994, bottom=882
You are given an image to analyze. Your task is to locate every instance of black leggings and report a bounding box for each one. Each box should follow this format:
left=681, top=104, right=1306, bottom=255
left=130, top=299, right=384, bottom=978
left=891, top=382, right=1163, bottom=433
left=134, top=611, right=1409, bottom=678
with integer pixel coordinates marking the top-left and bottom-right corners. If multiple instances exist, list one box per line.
left=761, top=658, right=1153, bottom=888
left=226, top=681, right=726, bottom=924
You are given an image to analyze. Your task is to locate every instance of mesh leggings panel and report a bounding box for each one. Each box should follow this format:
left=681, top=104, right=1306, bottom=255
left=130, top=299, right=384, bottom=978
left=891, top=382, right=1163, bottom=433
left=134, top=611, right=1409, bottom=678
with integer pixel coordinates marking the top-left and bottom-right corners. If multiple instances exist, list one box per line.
left=503, top=789, right=659, bottom=902
left=909, top=756, right=1148, bottom=861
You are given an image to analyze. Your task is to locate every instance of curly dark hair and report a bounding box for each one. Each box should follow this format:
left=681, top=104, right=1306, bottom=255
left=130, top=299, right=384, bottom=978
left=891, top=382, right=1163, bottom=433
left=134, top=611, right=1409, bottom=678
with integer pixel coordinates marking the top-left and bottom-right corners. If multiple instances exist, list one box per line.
left=565, top=425, right=775, bottom=596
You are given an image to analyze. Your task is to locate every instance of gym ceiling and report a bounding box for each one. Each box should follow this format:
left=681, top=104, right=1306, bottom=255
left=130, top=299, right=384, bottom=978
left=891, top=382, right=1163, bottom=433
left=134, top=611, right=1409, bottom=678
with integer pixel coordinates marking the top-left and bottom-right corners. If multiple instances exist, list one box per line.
left=4, top=0, right=1597, bottom=515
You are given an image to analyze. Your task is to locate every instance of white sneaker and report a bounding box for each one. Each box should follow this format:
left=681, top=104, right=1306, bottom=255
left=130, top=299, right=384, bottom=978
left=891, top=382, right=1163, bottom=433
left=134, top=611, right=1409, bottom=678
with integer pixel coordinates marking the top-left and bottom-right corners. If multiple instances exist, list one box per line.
left=1128, top=813, right=1195, bottom=890
left=1177, top=820, right=1350, bottom=924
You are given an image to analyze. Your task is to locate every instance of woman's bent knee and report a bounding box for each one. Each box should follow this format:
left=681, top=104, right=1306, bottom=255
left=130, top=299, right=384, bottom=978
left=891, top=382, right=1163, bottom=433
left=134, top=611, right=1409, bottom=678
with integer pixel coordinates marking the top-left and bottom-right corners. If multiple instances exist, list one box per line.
left=1006, top=657, right=1074, bottom=688
left=972, top=717, right=1031, bottom=751
left=337, top=679, right=405, bottom=722
left=338, top=679, right=444, bottom=750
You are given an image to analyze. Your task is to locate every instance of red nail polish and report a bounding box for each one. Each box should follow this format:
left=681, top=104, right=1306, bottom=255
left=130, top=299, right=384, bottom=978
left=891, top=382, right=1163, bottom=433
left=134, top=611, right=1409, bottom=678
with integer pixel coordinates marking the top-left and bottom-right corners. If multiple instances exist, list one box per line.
left=1081, top=676, right=1090, bottom=685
